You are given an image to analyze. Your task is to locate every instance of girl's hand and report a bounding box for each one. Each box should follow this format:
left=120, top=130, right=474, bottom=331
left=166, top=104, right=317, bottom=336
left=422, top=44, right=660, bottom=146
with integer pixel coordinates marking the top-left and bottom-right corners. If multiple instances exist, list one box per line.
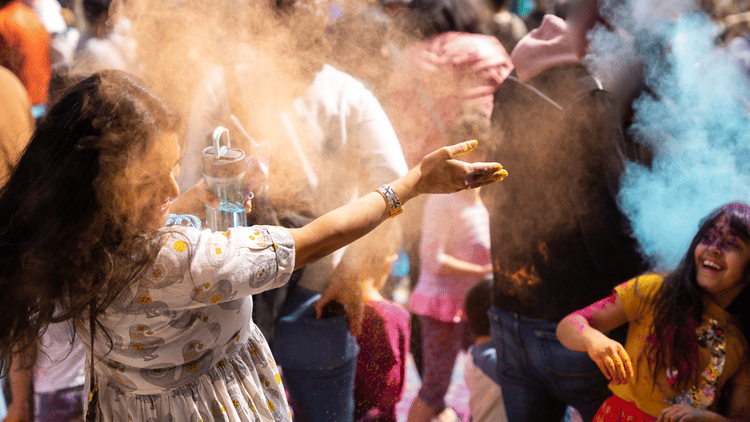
left=586, top=331, right=633, bottom=385
left=170, top=179, right=220, bottom=218
left=657, top=404, right=719, bottom=422
left=412, top=140, right=507, bottom=196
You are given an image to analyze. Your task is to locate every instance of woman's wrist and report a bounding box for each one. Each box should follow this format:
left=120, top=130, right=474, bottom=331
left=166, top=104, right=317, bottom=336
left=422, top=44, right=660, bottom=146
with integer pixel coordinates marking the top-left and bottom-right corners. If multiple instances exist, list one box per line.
left=389, top=167, right=421, bottom=206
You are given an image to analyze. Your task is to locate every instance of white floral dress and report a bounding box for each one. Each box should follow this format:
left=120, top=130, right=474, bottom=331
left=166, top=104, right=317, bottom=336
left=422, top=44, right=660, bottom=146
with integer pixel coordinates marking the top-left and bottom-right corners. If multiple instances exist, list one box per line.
left=79, top=225, right=295, bottom=422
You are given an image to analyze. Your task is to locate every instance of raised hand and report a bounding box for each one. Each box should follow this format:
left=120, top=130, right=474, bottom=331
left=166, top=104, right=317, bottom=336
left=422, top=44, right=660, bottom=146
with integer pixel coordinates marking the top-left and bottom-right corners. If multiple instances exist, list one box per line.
left=413, top=140, right=508, bottom=196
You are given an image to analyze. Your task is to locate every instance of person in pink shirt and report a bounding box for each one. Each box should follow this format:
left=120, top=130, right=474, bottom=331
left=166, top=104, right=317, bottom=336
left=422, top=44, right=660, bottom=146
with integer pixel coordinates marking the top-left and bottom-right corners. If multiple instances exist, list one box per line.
left=406, top=108, right=496, bottom=422
left=353, top=224, right=410, bottom=422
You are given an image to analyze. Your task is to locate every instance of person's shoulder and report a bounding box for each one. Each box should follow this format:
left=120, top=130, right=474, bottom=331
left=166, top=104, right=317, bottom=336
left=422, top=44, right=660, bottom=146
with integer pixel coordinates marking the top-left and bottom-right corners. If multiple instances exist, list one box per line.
left=614, top=273, right=663, bottom=303
left=315, top=64, right=367, bottom=92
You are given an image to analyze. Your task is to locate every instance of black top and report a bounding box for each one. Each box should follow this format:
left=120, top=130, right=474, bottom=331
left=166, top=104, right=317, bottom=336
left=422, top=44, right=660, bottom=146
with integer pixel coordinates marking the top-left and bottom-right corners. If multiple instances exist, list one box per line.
left=481, top=64, right=649, bottom=321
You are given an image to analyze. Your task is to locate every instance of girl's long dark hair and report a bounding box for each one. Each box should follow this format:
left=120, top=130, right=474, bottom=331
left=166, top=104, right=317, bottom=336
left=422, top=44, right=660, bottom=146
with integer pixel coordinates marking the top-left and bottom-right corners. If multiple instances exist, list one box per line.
left=648, top=202, right=750, bottom=391
left=0, top=70, right=179, bottom=372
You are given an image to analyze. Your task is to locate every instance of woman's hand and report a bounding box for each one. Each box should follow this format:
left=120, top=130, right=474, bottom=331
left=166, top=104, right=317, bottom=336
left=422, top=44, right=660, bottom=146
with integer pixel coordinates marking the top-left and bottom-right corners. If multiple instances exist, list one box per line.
left=409, top=140, right=507, bottom=198
left=585, top=331, right=633, bottom=385
left=288, top=140, right=507, bottom=270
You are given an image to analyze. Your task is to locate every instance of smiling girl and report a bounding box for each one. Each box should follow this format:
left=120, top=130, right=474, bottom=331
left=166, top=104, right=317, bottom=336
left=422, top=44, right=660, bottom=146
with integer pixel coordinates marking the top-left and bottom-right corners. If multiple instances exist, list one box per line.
left=557, top=202, right=750, bottom=422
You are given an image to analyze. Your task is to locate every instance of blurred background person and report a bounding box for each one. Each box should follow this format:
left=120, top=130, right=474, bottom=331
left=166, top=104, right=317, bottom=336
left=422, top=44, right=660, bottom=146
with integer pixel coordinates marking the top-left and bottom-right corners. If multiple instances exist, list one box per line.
left=0, top=0, right=50, bottom=113
left=406, top=108, right=498, bottom=422
left=352, top=224, right=410, bottom=422
left=0, top=64, right=33, bottom=185
left=481, top=13, right=648, bottom=422
left=462, top=277, right=507, bottom=422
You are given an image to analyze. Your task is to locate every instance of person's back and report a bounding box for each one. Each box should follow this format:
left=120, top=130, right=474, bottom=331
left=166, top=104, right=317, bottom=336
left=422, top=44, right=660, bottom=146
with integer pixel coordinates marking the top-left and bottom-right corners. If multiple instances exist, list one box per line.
left=354, top=298, right=410, bottom=422
left=352, top=223, right=409, bottom=422
left=480, top=14, right=648, bottom=422
left=484, top=63, right=646, bottom=320
left=0, top=0, right=50, bottom=106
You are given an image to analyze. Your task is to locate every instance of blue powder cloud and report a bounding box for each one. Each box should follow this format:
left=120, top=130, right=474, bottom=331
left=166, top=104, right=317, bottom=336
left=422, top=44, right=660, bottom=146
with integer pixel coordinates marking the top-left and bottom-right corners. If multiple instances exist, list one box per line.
left=588, top=4, right=750, bottom=270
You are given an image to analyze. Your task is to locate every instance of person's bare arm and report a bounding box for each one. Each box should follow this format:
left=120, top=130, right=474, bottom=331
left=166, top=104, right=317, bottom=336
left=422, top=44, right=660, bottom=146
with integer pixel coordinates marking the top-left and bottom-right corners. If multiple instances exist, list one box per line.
left=557, top=293, right=633, bottom=384
left=3, top=343, right=36, bottom=422
left=287, top=141, right=506, bottom=270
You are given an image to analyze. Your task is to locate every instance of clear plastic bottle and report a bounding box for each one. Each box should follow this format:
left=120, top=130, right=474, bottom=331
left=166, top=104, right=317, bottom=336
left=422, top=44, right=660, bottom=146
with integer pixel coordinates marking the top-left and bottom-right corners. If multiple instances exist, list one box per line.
left=202, top=127, right=247, bottom=231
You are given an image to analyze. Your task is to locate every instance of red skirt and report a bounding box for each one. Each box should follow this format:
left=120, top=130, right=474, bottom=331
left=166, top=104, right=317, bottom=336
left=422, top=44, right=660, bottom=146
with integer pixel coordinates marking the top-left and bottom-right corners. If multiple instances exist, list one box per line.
left=593, top=396, right=657, bottom=422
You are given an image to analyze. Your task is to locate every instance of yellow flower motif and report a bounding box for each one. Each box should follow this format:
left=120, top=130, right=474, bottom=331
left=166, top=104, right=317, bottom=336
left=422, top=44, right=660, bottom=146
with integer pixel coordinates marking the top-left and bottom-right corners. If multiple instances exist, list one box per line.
left=174, top=240, right=188, bottom=252
left=249, top=236, right=255, bottom=240
left=210, top=294, right=223, bottom=304
left=215, top=247, right=223, bottom=255
left=267, top=400, right=275, bottom=412
left=186, top=361, right=200, bottom=373
left=275, top=374, right=281, bottom=385
left=258, top=269, right=264, bottom=276
left=132, top=343, right=146, bottom=350
left=137, top=295, right=152, bottom=306
left=222, top=232, right=229, bottom=237
left=233, top=399, right=239, bottom=408
left=152, top=269, right=161, bottom=278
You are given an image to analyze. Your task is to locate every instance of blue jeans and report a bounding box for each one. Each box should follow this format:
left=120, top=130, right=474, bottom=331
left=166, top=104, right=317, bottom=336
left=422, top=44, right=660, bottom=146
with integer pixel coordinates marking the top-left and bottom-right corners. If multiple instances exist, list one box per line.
left=272, top=287, right=359, bottom=422
left=488, top=306, right=613, bottom=422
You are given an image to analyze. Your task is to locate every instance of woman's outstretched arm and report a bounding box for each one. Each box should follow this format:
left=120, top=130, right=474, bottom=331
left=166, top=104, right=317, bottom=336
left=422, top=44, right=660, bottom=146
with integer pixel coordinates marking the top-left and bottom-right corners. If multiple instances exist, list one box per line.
left=556, top=292, right=633, bottom=385
left=288, top=141, right=505, bottom=270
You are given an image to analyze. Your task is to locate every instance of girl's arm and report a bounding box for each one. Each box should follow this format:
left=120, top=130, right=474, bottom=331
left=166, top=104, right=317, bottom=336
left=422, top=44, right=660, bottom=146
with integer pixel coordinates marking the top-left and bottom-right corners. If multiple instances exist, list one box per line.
left=556, top=293, right=634, bottom=384
left=435, top=253, right=493, bottom=278
left=288, top=141, right=504, bottom=271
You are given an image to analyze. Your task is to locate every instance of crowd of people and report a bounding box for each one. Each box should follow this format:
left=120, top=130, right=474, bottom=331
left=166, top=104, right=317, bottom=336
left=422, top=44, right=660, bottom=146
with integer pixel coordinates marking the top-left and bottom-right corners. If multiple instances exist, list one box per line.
left=2, top=0, right=750, bottom=421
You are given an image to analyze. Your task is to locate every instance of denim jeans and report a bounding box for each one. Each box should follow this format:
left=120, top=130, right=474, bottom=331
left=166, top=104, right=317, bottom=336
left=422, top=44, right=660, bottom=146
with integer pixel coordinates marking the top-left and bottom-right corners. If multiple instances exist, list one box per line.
left=272, top=287, right=360, bottom=422
left=488, top=305, right=614, bottom=422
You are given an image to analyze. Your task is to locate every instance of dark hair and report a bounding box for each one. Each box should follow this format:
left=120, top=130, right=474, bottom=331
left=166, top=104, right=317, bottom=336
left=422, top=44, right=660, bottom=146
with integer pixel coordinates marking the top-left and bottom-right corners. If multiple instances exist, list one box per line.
left=648, top=202, right=750, bottom=391
left=404, top=0, right=482, bottom=39
left=0, top=70, right=179, bottom=372
left=464, top=277, right=493, bottom=336
left=447, top=106, right=491, bottom=146
left=82, top=0, right=112, bottom=25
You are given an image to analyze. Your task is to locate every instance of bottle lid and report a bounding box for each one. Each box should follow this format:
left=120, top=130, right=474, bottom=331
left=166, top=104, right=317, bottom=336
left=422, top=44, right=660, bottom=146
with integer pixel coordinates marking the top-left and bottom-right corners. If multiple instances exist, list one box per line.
left=201, top=126, right=246, bottom=178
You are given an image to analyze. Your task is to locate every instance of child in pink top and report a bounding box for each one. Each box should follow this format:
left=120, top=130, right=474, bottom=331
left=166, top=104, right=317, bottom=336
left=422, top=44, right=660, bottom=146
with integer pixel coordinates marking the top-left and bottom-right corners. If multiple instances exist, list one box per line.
left=353, top=223, right=410, bottom=422
left=406, top=108, right=494, bottom=422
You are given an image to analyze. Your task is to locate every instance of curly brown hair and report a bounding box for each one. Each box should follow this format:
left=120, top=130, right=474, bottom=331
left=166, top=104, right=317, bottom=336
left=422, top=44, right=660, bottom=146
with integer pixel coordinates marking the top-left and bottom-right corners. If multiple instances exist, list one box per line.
left=0, top=70, right=180, bottom=373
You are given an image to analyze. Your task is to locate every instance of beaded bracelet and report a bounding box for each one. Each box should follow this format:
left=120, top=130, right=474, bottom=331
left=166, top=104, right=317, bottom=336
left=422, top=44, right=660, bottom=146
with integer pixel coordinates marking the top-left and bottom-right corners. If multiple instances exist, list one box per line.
left=376, top=184, right=403, bottom=218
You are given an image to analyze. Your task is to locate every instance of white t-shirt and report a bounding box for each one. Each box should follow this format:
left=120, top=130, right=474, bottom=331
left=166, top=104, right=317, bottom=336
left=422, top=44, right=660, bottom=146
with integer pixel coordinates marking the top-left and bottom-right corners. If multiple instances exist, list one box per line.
left=463, top=343, right=507, bottom=422
left=180, top=63, right=408, bottom=292
left=34, top=321, right=86, bottom=394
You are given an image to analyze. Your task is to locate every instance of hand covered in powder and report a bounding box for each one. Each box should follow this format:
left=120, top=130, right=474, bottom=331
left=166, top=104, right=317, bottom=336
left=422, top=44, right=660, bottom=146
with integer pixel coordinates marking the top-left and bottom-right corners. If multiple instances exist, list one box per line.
left=412, top=140, right=507, bottom=196
left=586, top=332, right=633, bottom=385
